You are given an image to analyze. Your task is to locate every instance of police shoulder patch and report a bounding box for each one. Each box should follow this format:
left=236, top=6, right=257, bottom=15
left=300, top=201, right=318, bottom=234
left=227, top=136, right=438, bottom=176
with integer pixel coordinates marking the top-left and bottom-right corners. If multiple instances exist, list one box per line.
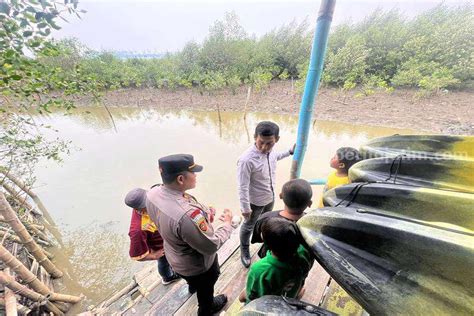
left=190, top=209, right=208, bottom=232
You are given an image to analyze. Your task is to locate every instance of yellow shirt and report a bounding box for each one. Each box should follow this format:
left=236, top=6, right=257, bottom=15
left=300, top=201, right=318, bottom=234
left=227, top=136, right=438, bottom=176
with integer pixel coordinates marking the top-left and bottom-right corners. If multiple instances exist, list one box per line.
left=319, top=170, right=350, bottom=207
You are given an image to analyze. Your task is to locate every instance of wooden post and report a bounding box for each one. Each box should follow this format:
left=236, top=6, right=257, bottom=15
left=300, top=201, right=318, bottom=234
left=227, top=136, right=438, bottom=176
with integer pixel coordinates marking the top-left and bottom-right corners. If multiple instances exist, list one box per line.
left=242, top=85, right=252, bottom=121
left=0, top=193, right=63, bottom=278
left=0, top=169, right=64, bottom=246
left=0, top=271, right=64, bottom=315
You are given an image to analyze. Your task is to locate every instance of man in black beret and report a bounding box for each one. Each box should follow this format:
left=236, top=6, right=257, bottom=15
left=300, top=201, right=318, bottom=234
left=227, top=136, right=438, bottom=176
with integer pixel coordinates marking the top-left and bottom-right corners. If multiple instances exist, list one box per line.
left=146, top=154, right=236, bottom=316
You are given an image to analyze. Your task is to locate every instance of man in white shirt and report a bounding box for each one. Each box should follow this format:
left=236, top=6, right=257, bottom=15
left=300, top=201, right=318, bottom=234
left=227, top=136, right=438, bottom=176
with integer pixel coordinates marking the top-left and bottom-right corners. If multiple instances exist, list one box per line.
left=237, top=121, right=294, bottom=268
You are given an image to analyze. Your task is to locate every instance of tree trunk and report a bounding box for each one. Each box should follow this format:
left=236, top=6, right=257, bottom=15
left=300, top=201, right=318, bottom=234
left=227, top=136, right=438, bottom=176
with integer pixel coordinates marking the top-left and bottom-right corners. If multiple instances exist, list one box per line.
left=0, top=193, right=63, bottom=278
left=0, top=170, right=64, bottom=246
left=216, top=103, right=223, bottom=139
left=0, top=271, right=64, bottom=315
left=243, top=85, right=252, bottom=121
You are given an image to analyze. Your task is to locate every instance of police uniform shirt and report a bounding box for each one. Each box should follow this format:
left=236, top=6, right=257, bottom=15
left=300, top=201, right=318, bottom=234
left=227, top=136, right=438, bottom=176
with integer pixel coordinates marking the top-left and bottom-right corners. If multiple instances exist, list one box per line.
left=146, top=185, right=233, bottom=277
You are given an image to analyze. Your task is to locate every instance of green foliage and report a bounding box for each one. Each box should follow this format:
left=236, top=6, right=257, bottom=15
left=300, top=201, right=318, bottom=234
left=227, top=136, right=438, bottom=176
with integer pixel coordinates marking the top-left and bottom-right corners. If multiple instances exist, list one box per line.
left=0, top=0, right=96, bottom=177
left=324, top=36, right=369, bottom=85
left=31, top=5, right=472, bottom=97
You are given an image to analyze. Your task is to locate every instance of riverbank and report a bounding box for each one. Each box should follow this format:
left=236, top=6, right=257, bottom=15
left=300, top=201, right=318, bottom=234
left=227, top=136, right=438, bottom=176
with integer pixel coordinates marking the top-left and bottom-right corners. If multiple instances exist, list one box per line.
left=76, top=81, right=474, bottom=135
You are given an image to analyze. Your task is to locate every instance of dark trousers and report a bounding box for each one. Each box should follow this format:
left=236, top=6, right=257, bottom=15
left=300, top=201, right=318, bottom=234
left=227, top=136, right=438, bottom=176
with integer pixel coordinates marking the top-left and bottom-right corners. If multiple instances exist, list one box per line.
left=157, top=255, right=174, bottom=281
left=239, top=201, right=274, bottom=248
left=179, top=256, right=220, bottom=316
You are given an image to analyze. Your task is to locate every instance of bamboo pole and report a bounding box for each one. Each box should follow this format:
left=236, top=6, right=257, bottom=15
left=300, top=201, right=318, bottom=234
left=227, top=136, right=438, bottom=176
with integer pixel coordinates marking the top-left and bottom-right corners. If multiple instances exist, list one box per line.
left=1, top=182, right=38, bottom=215
left=0, top=230, right=54, bottom=259
left=0, top=230, right=22, bottom=243
left=0, top=244, right=82, bottom=304
left=0, top=298, right=31, bottom=315
left=98, top=280, right=137, bottom=309
left=0, top=193, right=63, bottom=278
left=4, top=268, right=18, bottom=316
left=0, top=271, right=64, bottom=315
left=0, top=170, right=64, bottom=246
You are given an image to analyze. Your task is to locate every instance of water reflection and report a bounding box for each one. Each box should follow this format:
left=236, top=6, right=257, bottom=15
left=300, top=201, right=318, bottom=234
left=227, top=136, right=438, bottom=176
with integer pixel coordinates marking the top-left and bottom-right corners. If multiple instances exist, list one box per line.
left=49, top=106, right=405, bottom=142
left=30, top=106, right=414, bottom=308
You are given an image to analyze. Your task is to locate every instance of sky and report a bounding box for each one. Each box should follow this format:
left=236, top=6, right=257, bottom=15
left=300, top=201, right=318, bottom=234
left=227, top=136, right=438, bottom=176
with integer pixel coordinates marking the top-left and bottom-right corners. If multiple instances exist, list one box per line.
left=53, top=0, right=468, bottom=52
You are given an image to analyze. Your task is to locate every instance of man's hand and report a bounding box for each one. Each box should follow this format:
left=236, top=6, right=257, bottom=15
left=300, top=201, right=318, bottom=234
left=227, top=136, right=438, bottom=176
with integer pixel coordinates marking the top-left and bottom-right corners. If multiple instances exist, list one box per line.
left=219, top=208, right=233, bottom=224
left=242, top=211, right=251, bottom=221
left=139, top=249, right=165, bottom=261
left=290, top=143, right=296, bottom=155
left=208, top=206, right=216, bottom=223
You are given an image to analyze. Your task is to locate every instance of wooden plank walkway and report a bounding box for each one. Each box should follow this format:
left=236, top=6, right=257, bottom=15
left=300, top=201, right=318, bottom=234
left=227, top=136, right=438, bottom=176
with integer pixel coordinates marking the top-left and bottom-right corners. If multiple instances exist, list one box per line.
left=92, top=225, right=362, bottom=315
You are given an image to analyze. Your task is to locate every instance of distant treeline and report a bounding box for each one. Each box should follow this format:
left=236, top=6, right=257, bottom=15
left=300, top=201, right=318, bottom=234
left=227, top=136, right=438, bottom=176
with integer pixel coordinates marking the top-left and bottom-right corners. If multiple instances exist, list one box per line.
left=46, top=4, right=473, bottom=95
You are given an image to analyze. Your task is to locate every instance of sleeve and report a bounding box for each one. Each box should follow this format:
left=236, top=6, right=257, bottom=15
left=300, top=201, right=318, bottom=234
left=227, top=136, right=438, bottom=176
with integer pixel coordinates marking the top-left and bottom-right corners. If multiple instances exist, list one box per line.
left=237, top=159, right=252, bottom=214
left=276, top=149, right=292, bottom=161
left=246, top=266, right=270, bottom=303
left=298, top=246, right=315, bottom=278
left=179, top=211, right=233, bottom=256
left=250, top=217, right=264, bottom=244
left=129, top=230, right=150, bottom=260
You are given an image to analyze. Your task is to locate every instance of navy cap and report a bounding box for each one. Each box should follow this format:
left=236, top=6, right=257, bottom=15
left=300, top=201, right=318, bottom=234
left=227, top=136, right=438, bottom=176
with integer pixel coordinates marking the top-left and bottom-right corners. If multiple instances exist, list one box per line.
left=124, top=188, right=147, bottom=209
left=158, top=154, right=203, bottom=175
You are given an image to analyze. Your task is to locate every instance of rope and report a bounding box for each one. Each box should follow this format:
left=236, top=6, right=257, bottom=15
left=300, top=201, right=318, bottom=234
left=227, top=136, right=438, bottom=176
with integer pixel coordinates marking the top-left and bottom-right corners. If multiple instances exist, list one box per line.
left=334, top=182, right=369, bottom=207
left=385, top=154, right=406, bottom=184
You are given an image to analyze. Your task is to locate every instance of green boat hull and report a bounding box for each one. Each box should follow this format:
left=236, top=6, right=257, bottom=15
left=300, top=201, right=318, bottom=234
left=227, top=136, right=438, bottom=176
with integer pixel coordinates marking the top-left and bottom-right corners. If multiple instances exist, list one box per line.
left=323, top=182, right=474, bottom=234
left=298, top=207, right=474, bottom=315
left=349, top=156, right=474, bottom=193
left=359, top=135, right=474, bottom=159
left=237, top=295, right=336, bottom=316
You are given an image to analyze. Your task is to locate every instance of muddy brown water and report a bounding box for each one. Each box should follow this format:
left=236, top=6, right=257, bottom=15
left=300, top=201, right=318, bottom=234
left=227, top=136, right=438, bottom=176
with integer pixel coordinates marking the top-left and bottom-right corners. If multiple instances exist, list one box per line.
left=31, top=106, right=414, bottom=311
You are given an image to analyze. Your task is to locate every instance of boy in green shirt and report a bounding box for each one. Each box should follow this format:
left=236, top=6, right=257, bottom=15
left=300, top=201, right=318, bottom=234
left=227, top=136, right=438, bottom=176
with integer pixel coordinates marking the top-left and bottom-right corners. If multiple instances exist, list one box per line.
left=240, top=217, right=314, bottom=303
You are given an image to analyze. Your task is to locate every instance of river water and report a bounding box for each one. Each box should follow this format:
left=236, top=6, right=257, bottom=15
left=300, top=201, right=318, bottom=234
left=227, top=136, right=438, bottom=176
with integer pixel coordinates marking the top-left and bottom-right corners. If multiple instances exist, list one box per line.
left=31, top=106, right=412, bottom=309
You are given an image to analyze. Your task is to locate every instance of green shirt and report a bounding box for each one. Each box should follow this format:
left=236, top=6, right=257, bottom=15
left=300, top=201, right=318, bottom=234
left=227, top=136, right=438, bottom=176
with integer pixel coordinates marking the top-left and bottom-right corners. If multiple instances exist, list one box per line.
left=246, top=246, right=313, bottom=303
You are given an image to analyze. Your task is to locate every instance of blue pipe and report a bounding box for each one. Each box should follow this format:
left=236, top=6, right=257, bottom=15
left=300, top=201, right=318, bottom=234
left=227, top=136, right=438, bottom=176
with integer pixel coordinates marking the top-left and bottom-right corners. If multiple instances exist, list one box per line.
left=308, top=178, right=327, bottom=185
left=290, top=0, right=336, bottom=179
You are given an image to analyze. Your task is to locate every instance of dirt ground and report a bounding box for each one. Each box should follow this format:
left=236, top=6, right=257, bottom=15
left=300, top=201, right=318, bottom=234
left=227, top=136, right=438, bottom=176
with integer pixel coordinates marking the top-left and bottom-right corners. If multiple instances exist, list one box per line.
left=78, top=81, right=474, bottom=135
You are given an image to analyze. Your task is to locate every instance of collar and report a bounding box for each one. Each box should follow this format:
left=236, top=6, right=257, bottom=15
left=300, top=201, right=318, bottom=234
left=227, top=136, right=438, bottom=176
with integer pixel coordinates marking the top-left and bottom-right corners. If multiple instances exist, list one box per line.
left=279, top=210, right=302, bottom=222
left=161, top=185, right=186, bottom=198
left=250, top=144, right=268, bottom=157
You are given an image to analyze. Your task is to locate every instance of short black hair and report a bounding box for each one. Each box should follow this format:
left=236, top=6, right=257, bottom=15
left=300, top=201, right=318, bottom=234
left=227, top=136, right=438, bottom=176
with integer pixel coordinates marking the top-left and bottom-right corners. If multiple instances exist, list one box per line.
left=254, top=121, right=280, bottom=138
left=336, top=147, right=362, bottom=172
left=160, top=172, right=187, bottom=184
left=261, top=217, right=301, bottom=261
left=282, top=179, right=312, bottom=214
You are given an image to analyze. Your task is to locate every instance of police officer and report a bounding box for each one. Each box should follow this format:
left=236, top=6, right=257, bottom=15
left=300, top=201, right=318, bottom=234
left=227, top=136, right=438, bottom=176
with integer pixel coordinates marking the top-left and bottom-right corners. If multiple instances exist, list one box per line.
left=146, top=154, right=234, bottom=316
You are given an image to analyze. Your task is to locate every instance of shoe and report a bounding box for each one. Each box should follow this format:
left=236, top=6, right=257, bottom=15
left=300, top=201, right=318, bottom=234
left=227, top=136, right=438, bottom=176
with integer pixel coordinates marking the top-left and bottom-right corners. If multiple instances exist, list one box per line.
left=188, top=284, right=197, bottom=294
left=210, top=294, right=228, bottom=313
left=161, top=273, right=180, bottom=285
left=240, top=246, right=251, bottom=268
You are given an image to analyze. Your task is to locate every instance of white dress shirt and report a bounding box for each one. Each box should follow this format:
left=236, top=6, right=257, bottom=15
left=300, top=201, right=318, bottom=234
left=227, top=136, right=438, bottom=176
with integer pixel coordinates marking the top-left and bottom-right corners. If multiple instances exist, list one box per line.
left=237, top=144, right=292, bottom=214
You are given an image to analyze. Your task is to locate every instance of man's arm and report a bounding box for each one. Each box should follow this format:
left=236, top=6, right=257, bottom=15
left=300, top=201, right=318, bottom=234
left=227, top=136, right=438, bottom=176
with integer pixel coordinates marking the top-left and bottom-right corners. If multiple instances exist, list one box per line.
left=129, top=230, right=163, bottom=261
left=237, top=159, right=252, bottom=216
left=276, top=144, right=295, bottom=161
left=250, top=217, right=264, bottom=244
left=180, top=210, right=233, bottom=256
left=138, top=249, right=165, bottom=261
